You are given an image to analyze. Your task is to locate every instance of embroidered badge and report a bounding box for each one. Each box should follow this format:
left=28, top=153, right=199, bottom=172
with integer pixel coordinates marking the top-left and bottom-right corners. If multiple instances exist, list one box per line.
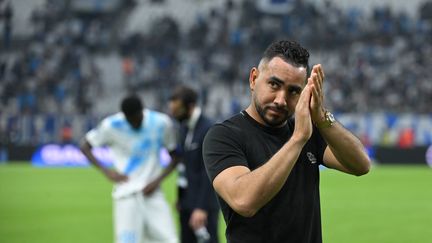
left=307, top=152, right=317, bottom=164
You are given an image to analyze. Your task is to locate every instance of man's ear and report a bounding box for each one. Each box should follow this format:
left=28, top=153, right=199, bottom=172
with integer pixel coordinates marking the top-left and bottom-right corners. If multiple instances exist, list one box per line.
left=249, top=67, right=258, bottom=91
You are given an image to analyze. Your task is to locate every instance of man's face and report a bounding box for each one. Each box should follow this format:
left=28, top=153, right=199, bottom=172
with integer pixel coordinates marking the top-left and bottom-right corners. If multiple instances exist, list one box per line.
left=169, top=99, right=189, bottom=122
left=249, top=57, right=307, bottom=127
left=126, top=112, right=143, bottom=130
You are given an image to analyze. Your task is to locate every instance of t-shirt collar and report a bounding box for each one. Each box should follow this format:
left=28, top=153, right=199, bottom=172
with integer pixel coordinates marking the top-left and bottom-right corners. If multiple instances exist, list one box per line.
left=240, top=110, right=289, bottom=135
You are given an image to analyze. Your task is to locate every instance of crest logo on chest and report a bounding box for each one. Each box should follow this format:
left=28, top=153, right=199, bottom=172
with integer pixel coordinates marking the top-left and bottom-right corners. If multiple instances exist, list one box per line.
left=306, top=152, right=317, bottom=164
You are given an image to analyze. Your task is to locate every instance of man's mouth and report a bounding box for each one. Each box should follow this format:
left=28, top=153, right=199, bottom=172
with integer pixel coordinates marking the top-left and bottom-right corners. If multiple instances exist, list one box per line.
left=267, top=107, right=286, bottom=115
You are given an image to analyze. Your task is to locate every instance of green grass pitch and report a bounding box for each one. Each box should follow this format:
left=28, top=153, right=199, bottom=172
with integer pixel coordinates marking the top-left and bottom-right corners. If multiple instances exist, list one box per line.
left=0, top=163, right=431, bottom=243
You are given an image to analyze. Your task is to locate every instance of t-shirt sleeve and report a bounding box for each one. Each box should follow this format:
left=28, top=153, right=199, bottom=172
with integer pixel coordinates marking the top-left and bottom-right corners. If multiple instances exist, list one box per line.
left=162, top=116, right=177, bottom=152
left=202, top=124, right=248, bottom=182
left=85, top=119, right=111, bottom=147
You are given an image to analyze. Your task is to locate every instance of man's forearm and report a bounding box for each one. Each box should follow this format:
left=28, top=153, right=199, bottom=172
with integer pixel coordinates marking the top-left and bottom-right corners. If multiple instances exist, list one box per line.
left=215, top=136, right=306, bottom=217
left=320, top=122, right=371, bottom=175
left=153, top=152, right=180, bottom=183
left=80, top=139, right=104, bottom=170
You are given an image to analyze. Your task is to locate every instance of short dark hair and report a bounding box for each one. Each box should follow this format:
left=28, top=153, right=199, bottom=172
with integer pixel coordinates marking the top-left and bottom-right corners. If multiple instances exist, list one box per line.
left=169, top=85, right=198, bottom=107
left=121, top=95, right=143, bottom=117
left=262, top=40, right=310, bottom=74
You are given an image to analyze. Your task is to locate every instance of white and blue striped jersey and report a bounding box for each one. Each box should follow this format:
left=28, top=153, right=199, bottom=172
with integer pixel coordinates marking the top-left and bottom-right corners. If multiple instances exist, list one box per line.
left=86, top=109, right=177, bottom=199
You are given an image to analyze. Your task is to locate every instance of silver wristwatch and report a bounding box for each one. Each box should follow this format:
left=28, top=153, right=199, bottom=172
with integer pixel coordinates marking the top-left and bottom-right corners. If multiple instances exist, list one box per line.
left=316, top=110, right=335, bottom=128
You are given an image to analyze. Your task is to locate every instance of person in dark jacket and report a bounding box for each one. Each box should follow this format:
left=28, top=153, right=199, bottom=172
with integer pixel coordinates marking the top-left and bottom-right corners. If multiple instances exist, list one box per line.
left=169, top=85, right=220, bottom=243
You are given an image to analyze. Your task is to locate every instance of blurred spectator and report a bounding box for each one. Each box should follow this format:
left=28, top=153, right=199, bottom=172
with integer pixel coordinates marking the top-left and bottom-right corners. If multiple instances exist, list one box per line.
left=419, top=1, right=432, bottom=21
left=121, top=56, right=135, bottom=88
left=0, top=0, right=13, bottom=50
left=60, top=122, right=73, bottom=144
left=0, top=120, right=8, bottom=162
left=398, top=127, right=415, bottom=148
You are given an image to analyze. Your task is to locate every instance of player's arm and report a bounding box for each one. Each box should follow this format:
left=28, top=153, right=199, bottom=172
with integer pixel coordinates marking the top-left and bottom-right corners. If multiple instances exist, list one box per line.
left=309, top=64, right=370, bottom=175
left=142, top=150, right=180, bottom=195
left=211, top=82, right=314, bottom=217
left=190, top=139, right=213, bottom=230
left=143, top=116, right=181, bottom=195
left=320, top=124, right=370, bottom=175
left=212, top=139, right=305, bottom=217
left=79, top=138, right=128, bottom=182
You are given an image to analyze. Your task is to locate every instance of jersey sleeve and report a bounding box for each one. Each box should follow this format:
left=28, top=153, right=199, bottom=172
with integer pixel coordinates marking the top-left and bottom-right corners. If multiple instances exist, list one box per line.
left=202, top=124, right=248, bottom=182
left=85, top=118, right=111, bottom=147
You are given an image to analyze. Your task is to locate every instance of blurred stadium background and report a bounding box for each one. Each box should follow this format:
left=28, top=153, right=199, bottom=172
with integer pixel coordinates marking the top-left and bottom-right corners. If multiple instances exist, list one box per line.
left=0, top=0, right=431, bottom=242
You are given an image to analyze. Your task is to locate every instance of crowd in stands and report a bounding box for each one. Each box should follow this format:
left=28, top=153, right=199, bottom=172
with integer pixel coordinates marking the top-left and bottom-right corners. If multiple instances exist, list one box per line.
left=0, top=0, right=431, bottom=145
left=119, top=0, right=432, bottom=117
left=0, top=0, right=121, bottom=115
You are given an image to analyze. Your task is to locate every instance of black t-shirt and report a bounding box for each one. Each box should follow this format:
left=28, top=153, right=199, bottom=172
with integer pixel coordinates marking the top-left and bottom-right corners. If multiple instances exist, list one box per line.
left=203, top=111, right=327, bottom=243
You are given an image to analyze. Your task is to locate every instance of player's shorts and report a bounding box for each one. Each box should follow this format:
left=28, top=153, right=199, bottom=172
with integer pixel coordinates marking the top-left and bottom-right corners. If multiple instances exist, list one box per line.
left=113, top=190, right=178, bottom=243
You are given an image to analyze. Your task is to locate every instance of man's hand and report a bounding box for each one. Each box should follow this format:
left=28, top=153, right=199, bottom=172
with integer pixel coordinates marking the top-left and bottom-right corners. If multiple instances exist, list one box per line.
left=189, top=208, right=208, bottom=231
left=142, top=179, right=161, bottom=196
left=293, top=78, right=313, bottom=143
left=102, top=168, right=128, bottom=183
left=309, top=64, right=326, bottom=124
left=80, top=140, right=128, bottom=183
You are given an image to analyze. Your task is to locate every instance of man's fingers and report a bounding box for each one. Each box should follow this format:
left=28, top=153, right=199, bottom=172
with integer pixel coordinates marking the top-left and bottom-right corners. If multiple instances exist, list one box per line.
left=299, top=82, right=312, bottom=106
left=318, top=64, right=325, bottom=83
left=312, top=66, right=323, bottom=89
left=312, top=64, right=324, bottom=81
left=311, top=64, right=324, bottom=89
left=311, top=84, right=320, bottom=104
left=312, top=74, right=322, bottom=101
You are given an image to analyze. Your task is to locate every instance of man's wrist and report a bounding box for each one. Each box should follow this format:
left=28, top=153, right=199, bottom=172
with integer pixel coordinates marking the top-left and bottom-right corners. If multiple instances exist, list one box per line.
left=315, top=110, right=335, bottom=129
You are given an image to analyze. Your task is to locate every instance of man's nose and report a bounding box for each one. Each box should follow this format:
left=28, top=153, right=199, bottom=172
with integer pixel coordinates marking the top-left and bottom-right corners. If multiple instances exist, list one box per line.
left=273, top=91, right=287, bottom=107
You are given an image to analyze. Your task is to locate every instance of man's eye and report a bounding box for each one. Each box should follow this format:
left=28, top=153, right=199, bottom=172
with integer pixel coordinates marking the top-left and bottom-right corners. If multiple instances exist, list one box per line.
left=269, top=81, right=279, bottom=89
left=289, top=88, right=301, bottom=95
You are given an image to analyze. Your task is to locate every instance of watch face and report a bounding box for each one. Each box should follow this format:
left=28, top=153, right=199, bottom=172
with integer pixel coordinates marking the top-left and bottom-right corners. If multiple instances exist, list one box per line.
left=327, top=112, right=335, bottom=123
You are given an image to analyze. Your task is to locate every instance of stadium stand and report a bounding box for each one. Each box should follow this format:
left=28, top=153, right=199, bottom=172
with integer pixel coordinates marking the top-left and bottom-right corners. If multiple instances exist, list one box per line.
left=0, top=0, right=431, bottom=147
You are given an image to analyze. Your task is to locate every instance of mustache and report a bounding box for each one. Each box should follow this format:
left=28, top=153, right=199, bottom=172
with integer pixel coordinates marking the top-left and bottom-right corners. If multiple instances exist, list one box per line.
left=265, top=104, right=289, bottom=113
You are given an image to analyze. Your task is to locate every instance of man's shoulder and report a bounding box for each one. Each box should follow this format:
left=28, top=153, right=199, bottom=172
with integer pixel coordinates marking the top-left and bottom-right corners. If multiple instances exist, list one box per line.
left=221, top=112, right=248, bottom=128
left=100, top=112, right=125, bottom=128
left=206, top=113, right=246, bottom=138
left=145, top=109, right=172, bottom=124
left=197, top=114, right=215, bottom=129
left=104, top=112, right=123, bottom=120
left=146, top=108, right=167, bottom=118
left=194, top=116, right=211, bottom=134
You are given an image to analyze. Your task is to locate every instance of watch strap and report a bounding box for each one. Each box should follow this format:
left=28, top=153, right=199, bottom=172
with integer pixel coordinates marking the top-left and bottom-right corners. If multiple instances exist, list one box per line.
left=316, top=110, right=335, bottom=129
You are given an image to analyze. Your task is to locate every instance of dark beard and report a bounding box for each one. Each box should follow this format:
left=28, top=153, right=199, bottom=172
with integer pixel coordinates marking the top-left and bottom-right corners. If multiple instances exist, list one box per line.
left=254, top=96, right=289, bottom=127
left=176, top=112, right=189, bottom=123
